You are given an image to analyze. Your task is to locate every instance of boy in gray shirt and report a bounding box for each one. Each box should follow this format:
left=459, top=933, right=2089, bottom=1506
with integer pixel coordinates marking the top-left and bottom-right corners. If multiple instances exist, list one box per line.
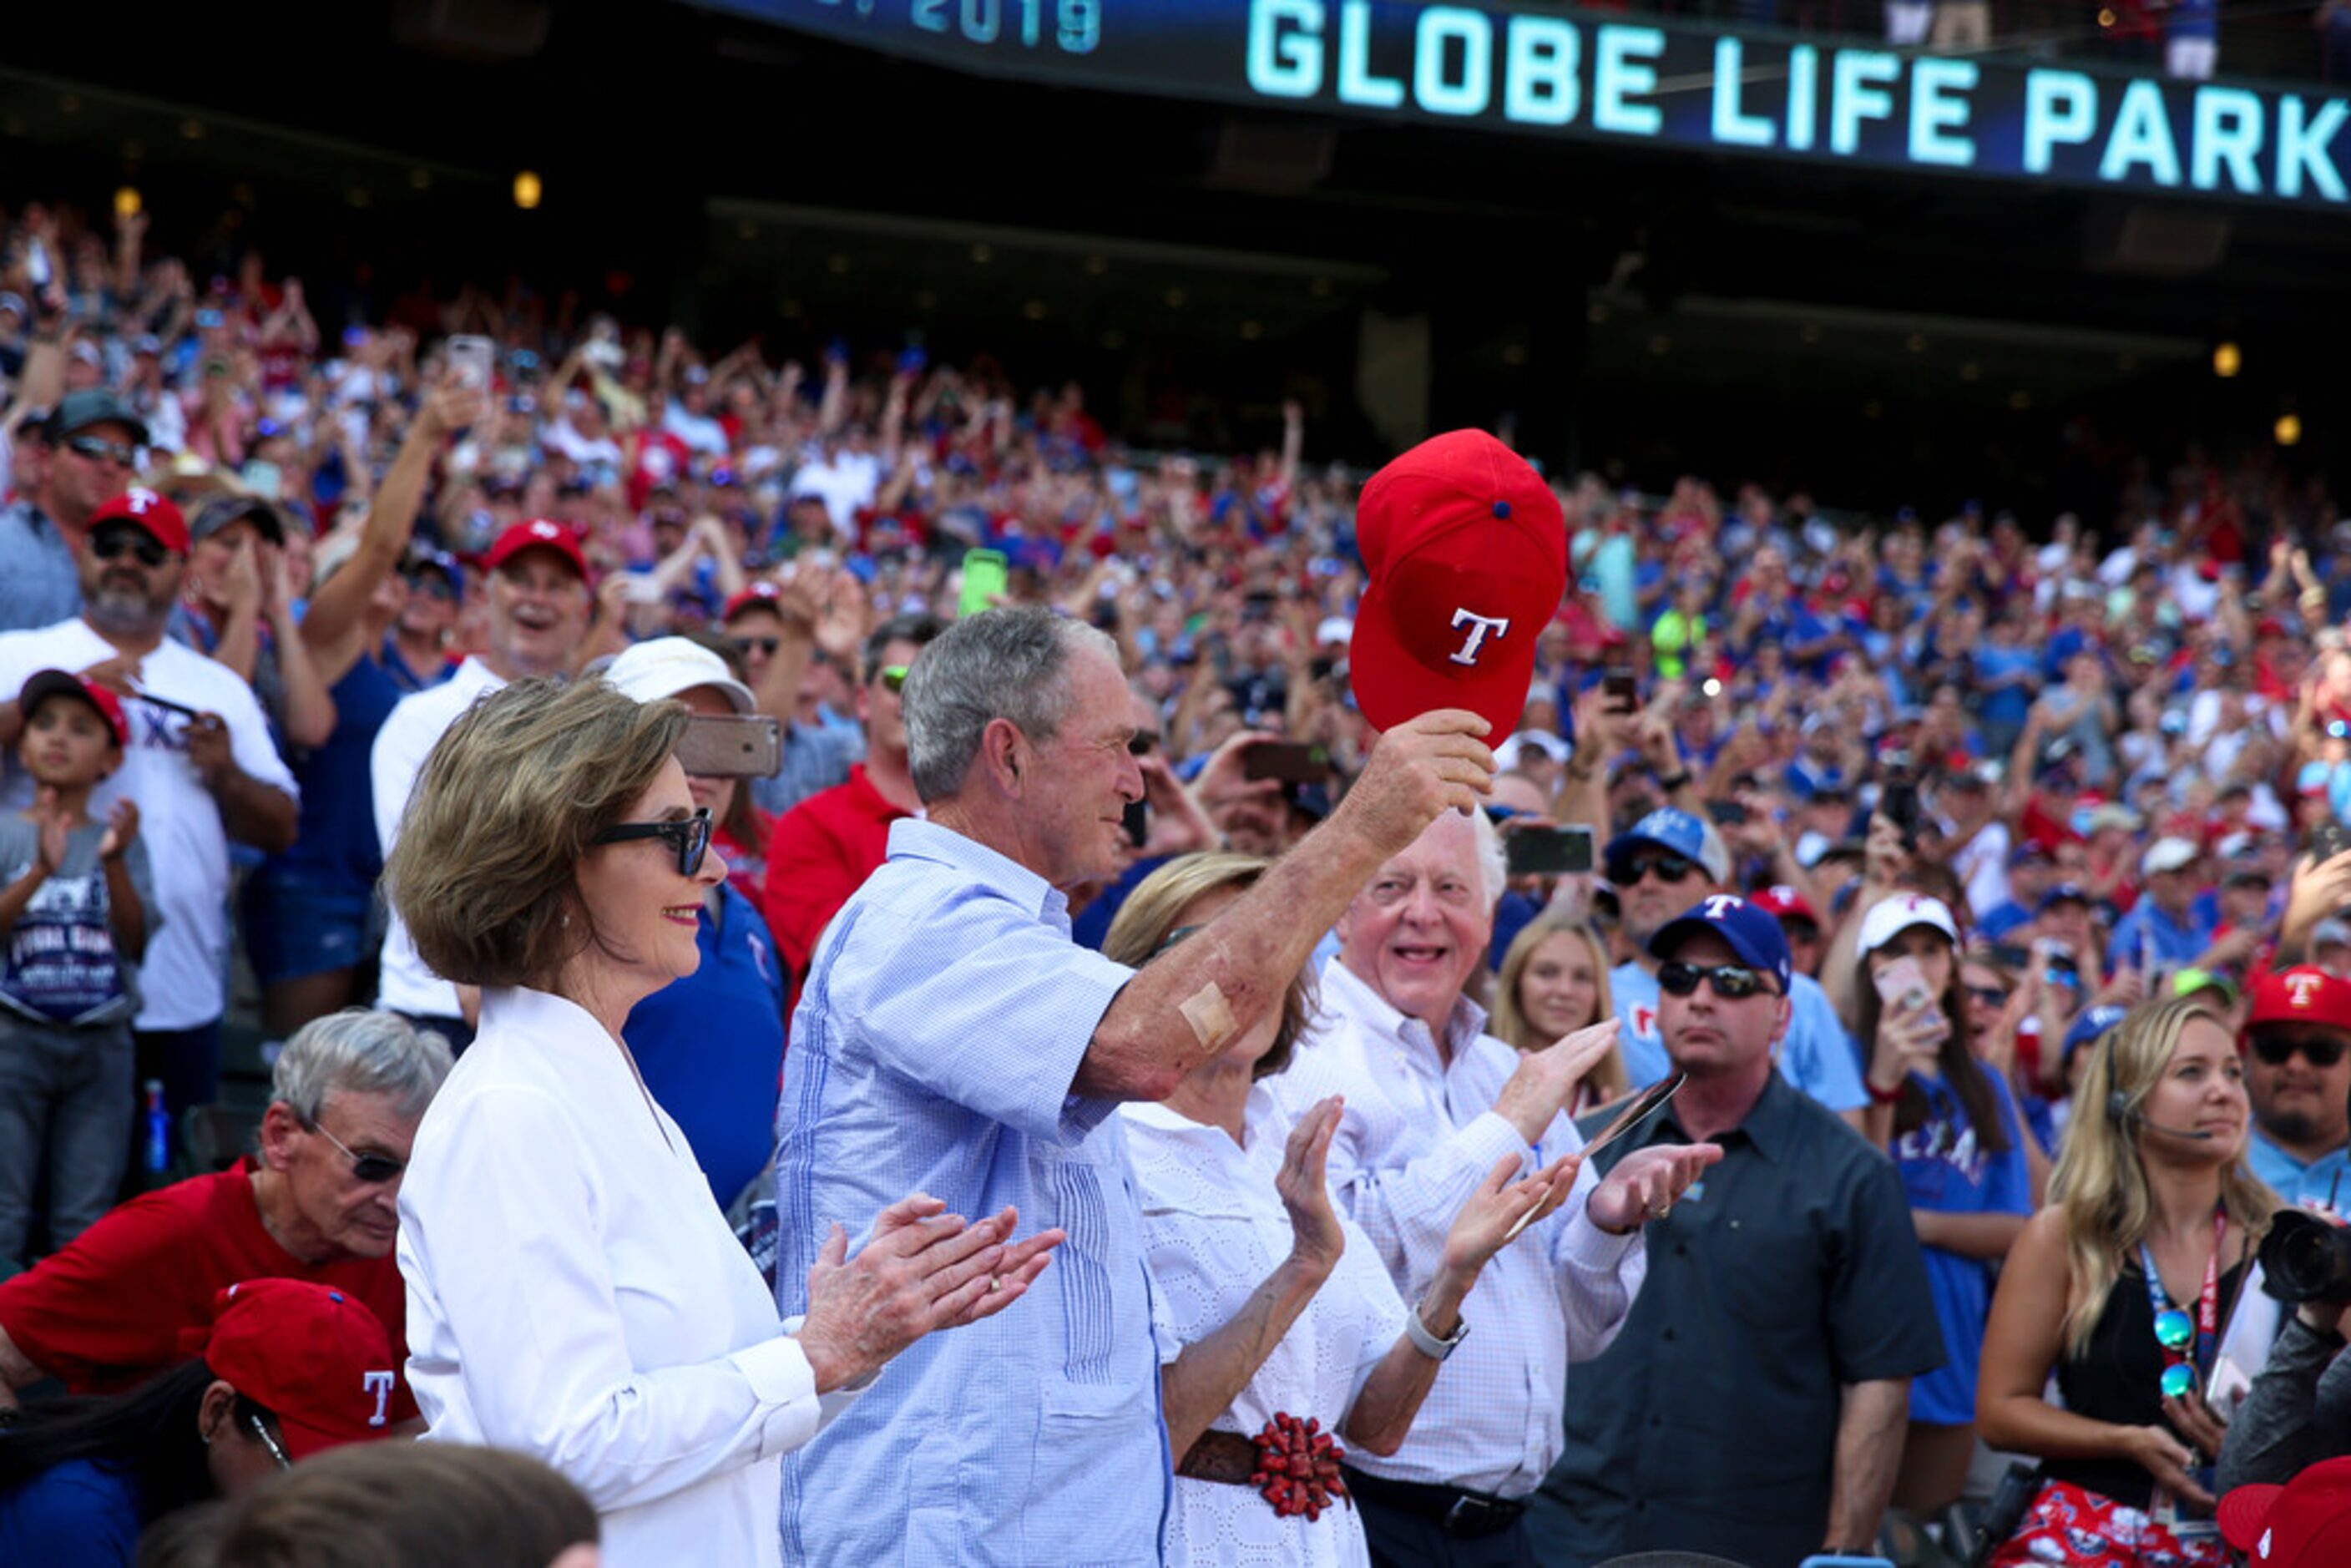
left=0, top=670, right=154, bottom=1277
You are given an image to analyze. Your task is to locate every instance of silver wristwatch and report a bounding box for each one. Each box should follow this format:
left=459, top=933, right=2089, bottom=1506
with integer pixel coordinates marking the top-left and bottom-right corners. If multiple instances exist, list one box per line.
left=1405, top=1302, right=1470, bottom=1361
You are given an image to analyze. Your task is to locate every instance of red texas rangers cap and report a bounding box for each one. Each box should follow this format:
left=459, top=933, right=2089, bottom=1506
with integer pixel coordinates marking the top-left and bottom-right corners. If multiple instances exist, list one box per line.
left=483, top=518, right=587, bottom=579
left=88, top=487, right=190, bottom=556
left=183, top=1278, right=402, bottom=1462
left=2247, top=966, right=2351, bottom=1036
left=1348, top=430, right=1565, bottom=736
left=18, top=669, right=129, bottom=748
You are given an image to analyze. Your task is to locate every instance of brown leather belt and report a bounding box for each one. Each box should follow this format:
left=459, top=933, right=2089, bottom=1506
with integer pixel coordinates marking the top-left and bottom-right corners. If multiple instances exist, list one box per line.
left=1176, top=1429, right=1261, bottom=1485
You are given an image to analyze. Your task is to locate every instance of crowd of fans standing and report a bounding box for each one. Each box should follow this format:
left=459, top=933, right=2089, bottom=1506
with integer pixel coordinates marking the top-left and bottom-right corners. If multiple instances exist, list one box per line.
left=8, top=192, right=2351, bottom=1566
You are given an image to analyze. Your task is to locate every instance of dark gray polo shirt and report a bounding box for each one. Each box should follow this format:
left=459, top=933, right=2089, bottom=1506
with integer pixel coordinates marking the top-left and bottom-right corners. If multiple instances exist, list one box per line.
left=1529, top=1070, right=1945, bottom=1568
left=0, top=500, right=81, bottom=634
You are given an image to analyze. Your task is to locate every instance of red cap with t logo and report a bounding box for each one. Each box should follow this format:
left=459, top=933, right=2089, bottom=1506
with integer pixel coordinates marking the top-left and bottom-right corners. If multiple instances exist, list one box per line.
left=179, top=1278, right=402, bottom=1462
left=1348, top=429, right=1565, bottom=737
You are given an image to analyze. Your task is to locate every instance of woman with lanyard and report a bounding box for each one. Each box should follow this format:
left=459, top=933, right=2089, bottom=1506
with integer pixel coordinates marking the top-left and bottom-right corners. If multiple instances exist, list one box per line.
left=1977, top=995, right=2278, bottom=1568
left=1849, top=893, right=2033, bottom=1517
left=1103, top=853, right=1583, bottom=1566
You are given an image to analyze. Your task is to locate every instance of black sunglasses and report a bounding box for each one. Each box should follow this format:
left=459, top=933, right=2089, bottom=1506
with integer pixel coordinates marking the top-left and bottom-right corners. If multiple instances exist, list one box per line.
left=1967, top=985, right=2011, bottom=1009
left=301, top=1115, right=405, bottom=1185
left=63, top=433, right=139, bottom=467
left=407, top=573, right=458, bottom=601
left=2251, top=1034, right=2348, bottom=1070
left=729, top=635, right=781, bottom=659
left=92, top=529, right=169, bottom=567
left=593, top=807, right=713, bottom=877
left=1609, top=853, right=1699, bottom=887
left=1658, top=960, right=1775, bottom=999
left=1128, top=733, right=1159, bottom=758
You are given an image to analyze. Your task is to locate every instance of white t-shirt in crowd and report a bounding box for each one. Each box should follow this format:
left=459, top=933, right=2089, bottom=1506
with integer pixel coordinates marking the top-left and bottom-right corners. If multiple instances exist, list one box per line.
left=0, top=619, right=298, bottom=1030
left=371, top=656, right=504, bottom=1018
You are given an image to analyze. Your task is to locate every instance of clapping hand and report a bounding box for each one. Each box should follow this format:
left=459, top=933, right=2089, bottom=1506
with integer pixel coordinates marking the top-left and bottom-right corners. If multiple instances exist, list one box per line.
left=1448, top=1150, right=1582, bottom=1262
left=1493, top=1020, right=1620, bottom=1144
left=98, top=799, right=138, bottom=862
left=1585, top=1143, right=1723, bottom=1233
left=1278, top=1096, right=1347, bottom=1277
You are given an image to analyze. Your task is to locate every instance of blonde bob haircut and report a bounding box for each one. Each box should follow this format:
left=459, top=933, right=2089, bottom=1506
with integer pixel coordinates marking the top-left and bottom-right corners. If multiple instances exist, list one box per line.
left=384, top=675, right=689, bottom=990
left=1101, top=852, right=1317, bottom=1083
left=2047, top=994, right=2278, bottom=1358
left=1490, top=913, right=1631, bottom=1107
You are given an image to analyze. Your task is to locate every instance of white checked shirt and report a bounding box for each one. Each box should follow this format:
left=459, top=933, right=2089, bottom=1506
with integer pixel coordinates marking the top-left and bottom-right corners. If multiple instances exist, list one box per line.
left=1265, top=959, right=1646, bottom=1500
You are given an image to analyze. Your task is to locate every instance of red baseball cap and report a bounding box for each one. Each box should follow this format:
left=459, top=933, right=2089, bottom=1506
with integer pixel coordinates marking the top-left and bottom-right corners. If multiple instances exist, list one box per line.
left=18, top=669, right=128, bottom=748
left=483, top=518, right=587, bottom=579
left=1750, top=883, right=1822, bottom=928
left=2247, top=967, right=2351, bottom=1036
left=183, top=1279, right=402, bottom=1462
left=1348, top=430, right=1565, bottom=736
left=88, top=487, right=189, bottom=555
left=2220, top=1456, right=2351, bottom=1565
left=722, top=579, right=784, bottom=625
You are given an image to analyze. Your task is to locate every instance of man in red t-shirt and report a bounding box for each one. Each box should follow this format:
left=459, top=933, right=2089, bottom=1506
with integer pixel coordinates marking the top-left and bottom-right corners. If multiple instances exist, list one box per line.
left=765, top=613, right=942, bottom=1018
left=0, top=1011, right=449, bottom=1424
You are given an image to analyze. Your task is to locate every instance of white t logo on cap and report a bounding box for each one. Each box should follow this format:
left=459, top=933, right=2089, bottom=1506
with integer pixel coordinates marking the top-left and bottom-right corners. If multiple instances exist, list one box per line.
left=1702, top=895, right=1742, bottom=921
left=1447, top=609, right=1511, bottom=666
left=531, top=521, right=559, bottom=540
left=364, top=1369, right=396, bottom=1426
left=2288, top=972, right=2324, bottom=1008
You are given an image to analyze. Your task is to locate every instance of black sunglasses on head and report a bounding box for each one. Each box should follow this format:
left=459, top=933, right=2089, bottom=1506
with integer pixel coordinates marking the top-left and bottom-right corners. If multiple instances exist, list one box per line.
left=1658, top=960, right=1776, bottom=1000
left=92, top=528, right=169, bottom=567
left=593, top=807, right=713, bottom=877
left=1609, top=852, right=1699, bottom=887
left=2251, top=1034, right=2348, bottom=1070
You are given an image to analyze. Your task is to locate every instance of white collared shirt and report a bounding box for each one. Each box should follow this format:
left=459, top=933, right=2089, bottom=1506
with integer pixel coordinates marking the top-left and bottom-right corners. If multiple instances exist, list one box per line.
left=370, top=655, right=503, bottom=1017
left=398, top=987, right=852, bottom=1568
left=1123, top=1085, right=1408, bottom=1567
left=1264, top=959, right=1646, bottom=1500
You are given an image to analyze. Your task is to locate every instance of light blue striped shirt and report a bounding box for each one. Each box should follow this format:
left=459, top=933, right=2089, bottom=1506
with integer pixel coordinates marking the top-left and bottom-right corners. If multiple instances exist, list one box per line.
left=774, top=818, right=1170, bottom=1566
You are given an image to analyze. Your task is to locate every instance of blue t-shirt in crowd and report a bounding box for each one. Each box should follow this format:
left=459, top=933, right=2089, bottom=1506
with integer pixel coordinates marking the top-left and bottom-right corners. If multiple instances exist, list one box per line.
left=1613, top=963, right=1868, bottom=1113
left=1974, top=644, right=2040, bottom=727
left=2106, top=898, right=2214, bottom=979
left=624, top=883, right=788, bottom=1208
left=1893, top=1067, right=2033, bottom=1425
left=276, top=654, right=402, bottom=888
left=0, top=1457, right=143, bottom=1567
left=2246, top=1127, right=2351, bottom=1211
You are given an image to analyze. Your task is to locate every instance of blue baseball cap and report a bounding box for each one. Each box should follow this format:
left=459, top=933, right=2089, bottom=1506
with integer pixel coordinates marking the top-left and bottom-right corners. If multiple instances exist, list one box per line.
left=1605, top=807, right=1730, bottom=884
left=2038, top=881, right=2093, bottom=914
left=1647, top=895, right=1793, bottom=995
left=2063, top=1004, right=2129, bottom=1064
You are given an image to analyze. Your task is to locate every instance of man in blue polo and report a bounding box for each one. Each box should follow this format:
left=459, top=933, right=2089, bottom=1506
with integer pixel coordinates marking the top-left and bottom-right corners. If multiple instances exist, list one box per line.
left=1605, top=807, right=1868, bottom=1127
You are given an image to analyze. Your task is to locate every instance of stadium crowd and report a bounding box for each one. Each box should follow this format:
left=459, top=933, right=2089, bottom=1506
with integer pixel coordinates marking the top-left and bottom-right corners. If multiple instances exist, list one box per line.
left=8, top=194, right=2351, bottom=1568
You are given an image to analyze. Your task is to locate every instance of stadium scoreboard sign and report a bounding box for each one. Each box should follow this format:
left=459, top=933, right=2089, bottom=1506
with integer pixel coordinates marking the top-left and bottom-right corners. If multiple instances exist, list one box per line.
left=725, top=0, right=2351, bottom=210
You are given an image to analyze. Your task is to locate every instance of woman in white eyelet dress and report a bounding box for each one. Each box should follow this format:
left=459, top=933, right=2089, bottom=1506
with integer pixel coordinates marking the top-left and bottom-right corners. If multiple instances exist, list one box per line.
left=1108, top=855, right=1566, bottom=1567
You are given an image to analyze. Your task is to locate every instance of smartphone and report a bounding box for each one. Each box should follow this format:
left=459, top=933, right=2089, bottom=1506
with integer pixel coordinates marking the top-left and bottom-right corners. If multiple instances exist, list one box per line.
left=675, top=715, right=781, bottom=779
left=447, top=334, right=496, bottom=392
left=2313, top=819, right=2351, bottom=866
left=1873, top=954, right=1949, bottom=1041
left=1241, top=741, right=1332, bottom=784
left=1505, top=825, right=1596, bottom=877
left=1988, top=942, right=2033, bottom=972
left=1881, top=769, right=1920, bottom=847
left=1122, top=798, right=1149, bottom=850
left=1603, top=667, right=1638, bottom=712
left=958, top=548, right=1009, bottom=619
left=1705, top=800, right=1749, bottom=827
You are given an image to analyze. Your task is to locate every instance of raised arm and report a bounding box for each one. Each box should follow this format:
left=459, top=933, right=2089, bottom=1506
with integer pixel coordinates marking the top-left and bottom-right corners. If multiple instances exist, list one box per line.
left=1076, top=711, right=1495, bottom=1100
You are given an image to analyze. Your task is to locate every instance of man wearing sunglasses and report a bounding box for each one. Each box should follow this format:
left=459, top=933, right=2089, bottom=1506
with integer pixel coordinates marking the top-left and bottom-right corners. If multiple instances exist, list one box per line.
left=2242, top=966, right=2351, bottom=1207
left=0, top=1010, right=447, bottom=1429
left=1534, top=895, right=1943, bottom=1568
left=0, top=390, right=148, bottom=634
left=1604, top=807, right=1870, bottom=1130
left=0, top=486, right=301, bottom=1161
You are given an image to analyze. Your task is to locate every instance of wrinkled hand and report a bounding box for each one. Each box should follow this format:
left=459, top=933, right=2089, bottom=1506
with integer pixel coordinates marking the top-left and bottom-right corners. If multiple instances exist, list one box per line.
left=1493, top=1019, right=1620, bottom=1143
left=1278, top=1096, right=1347, bottom=1276
left=98, top=799, right=138, bottom=862
left=1341, top=710, right=1495, bottom=857
left=1585, top=1143, right=1723, bottom=1233
left=185, top=713, right=233, bottom=787
left=2119, top=1421, right=2214, bottom=1509
left=796, top=1193, right=1063, bottom=1394
left=1452, top=1149, right=1582, bottom=1263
